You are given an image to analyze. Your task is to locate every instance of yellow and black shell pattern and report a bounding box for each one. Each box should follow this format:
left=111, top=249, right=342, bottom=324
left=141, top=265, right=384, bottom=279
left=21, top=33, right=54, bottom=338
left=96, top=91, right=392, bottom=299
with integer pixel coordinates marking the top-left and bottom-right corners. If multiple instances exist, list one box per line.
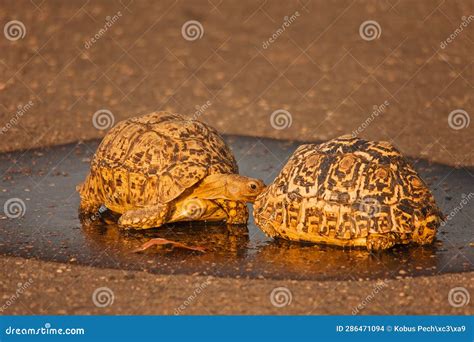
left=80, top=111, right=238, bottom=211
left=253, top=135, right=443, bottom=248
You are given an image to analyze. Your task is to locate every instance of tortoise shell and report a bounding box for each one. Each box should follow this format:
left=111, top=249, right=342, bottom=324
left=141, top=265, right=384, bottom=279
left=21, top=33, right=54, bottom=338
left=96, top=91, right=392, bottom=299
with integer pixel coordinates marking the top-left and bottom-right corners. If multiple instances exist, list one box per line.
left=253, top=135, right=442, bottom=247
left=87, top=111, right=237, bottom=209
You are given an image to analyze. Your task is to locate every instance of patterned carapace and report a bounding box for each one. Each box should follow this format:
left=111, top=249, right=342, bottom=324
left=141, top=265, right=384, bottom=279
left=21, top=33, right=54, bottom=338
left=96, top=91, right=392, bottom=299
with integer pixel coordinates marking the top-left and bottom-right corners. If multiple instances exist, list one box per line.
left=78, top=112, right=265, bottom=230
left=253, top=135, right=443, bottom=250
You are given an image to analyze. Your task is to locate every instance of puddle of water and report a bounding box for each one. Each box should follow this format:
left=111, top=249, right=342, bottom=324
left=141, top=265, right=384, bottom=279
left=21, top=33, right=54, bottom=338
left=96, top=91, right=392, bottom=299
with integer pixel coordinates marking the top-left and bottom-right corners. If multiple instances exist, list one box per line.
left=0, top=136, right=472, bottom=281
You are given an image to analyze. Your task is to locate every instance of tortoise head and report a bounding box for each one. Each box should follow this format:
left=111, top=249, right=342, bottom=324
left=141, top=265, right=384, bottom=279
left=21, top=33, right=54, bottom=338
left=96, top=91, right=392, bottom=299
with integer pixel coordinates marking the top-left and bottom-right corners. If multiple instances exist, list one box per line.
left=194, top=174, right=266, bottom=203
left=226, top=175, right=266, bottom=203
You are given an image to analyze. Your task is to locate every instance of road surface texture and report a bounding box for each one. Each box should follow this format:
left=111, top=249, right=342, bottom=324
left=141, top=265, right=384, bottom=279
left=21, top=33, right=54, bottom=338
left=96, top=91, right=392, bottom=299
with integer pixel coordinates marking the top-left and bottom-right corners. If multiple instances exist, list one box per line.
left=0, top=0, right=473, bottom=315
left=1, top=256, right=473, bottom=315
left=0, top=0, right=472, bottom=165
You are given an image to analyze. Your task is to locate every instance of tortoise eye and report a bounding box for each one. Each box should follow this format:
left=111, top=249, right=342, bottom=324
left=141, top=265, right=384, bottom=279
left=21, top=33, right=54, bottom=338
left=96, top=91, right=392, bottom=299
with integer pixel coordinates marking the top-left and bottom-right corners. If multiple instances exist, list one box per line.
left=250, top=183, right=257, bottom=190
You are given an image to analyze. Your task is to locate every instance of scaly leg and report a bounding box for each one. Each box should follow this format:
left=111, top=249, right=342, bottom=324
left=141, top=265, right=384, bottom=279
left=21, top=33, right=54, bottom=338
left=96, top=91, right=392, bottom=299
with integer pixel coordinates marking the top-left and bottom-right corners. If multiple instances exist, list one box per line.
left=412, top=214, right=438, bottom=246
left=118, top=203, right=170, bottom=229
left=366, top=233, right=397, bottom=251
left=214, top=200, right=249, bottom=224
left=120, top=203, right=207, bottom=252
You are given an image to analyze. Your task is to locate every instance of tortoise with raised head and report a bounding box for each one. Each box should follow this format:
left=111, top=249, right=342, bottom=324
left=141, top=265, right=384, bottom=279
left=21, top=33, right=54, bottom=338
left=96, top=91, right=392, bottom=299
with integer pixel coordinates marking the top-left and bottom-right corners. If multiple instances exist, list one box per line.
left=253, top=135, right=443, bottom=251
left=78, top=112, right=265, bottom=250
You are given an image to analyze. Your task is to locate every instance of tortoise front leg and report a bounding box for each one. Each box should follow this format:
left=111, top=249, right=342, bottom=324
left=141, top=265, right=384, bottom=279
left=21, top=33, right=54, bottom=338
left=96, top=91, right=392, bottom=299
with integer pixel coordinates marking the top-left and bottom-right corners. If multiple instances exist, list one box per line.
left=118, top=203, right=170, bottom=229
left=214, top=200, right=249, bottom=225
left=123, top=202, right=207, bottom=253
left=366, top=233, right=397, bottom=251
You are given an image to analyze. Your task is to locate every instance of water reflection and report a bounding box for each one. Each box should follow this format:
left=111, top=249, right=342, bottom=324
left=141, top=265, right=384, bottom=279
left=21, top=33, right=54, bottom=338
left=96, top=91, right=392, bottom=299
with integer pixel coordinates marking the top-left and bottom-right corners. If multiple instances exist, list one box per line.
left=79, top=211, right=442, bottom=280
left=249, top=239, right=440, bottom=280
left=81, top=211, right=250, bottom=257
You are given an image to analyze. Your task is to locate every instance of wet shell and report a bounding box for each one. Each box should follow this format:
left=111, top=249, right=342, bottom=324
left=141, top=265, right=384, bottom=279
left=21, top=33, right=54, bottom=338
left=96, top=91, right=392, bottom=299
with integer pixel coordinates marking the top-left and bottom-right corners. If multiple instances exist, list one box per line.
left=253, top=135, right=443, bottom=248
left=83, top=111, right=237, bottom=210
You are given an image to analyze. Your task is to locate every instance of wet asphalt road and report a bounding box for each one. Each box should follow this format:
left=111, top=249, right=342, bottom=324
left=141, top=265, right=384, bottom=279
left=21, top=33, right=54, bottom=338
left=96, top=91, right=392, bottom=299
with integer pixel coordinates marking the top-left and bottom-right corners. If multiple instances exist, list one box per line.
left=0, top=136, right=473, bottom=282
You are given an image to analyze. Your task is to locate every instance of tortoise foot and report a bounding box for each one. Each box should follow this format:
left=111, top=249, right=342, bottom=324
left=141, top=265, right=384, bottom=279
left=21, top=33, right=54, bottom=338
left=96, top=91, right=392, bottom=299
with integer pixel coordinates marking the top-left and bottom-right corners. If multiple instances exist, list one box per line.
left=366, top=233, right=396, bottom=251
left=118, top=204, right=169, bottom=229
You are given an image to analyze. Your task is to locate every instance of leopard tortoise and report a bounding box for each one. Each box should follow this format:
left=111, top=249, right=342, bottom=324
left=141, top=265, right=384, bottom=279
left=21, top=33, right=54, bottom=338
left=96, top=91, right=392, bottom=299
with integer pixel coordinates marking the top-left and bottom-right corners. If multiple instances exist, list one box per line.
left=253, top=135, right=443, bottom=250
left=78, top=112, right=265, bottom=234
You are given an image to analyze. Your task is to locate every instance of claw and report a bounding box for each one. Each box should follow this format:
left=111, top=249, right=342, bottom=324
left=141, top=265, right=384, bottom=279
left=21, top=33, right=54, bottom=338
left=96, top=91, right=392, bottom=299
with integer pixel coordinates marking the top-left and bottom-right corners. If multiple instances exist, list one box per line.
left=133, top=238, right=206, bottom=253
